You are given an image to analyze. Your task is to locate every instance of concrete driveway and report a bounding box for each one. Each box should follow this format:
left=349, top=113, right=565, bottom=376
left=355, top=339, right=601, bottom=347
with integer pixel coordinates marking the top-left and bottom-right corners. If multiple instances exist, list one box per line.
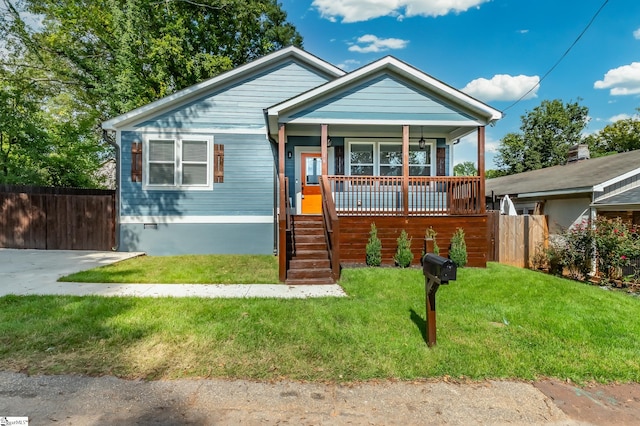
left=0, top=249, right=347, bottom=298
left=0, top=249, right=143, bottom=297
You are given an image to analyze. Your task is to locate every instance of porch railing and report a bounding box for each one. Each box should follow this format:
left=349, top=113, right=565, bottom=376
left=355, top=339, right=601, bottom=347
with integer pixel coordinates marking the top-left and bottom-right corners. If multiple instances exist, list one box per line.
left=324, top=175, right=482, bottom=216
left=320, top=176, right=341, bottom=280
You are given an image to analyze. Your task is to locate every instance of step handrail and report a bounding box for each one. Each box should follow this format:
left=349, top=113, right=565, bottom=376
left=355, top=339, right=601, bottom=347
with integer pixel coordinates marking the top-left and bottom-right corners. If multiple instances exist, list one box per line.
left=320, top=175, right=340, bottom=280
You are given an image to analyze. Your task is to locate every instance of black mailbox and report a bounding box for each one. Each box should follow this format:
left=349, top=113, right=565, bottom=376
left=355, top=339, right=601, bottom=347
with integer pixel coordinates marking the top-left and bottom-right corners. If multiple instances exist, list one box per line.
left=423, top=253, right=457, bottom=283
left=421, top=253, right=457, bottom=347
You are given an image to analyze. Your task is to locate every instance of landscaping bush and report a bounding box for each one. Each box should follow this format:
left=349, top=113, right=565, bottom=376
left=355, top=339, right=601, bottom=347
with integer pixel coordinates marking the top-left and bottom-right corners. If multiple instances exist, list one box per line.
left=593, top=217, right=640, bottom=281
left=425, top=227, right=439, bottom=255
left=449, top=227, right=467, bottom=267
left=543, top=217, right=640, bottom=282
left=393, top=229, right=413, bottom=268
left=365, top=223, right=382, bottom=267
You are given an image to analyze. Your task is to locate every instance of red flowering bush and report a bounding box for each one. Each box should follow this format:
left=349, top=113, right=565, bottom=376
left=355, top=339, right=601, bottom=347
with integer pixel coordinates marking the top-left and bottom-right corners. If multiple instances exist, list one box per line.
left=545, top=217, right=640, bottom=282
left=593, top=217, right=640, bottom=281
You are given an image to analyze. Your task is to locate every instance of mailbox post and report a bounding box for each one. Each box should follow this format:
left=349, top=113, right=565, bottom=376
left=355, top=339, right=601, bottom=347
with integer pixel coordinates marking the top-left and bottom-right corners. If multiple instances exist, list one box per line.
left=422, top=253, right=457, bottom=347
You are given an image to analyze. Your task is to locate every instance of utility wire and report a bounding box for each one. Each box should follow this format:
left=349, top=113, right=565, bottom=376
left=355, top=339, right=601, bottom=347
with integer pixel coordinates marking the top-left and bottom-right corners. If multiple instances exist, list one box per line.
left=503, top=0, right=610, bottom=113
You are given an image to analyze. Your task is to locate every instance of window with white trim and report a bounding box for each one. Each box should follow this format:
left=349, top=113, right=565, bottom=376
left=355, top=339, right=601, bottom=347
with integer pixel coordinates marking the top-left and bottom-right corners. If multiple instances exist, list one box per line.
left=347, top=140, right=434, bottom=176
left=145, top=135, right=213, bottom=190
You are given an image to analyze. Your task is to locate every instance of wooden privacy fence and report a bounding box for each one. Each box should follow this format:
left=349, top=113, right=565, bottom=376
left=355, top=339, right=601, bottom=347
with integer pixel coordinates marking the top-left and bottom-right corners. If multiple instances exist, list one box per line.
left=0, top=185, right=115, bottom=250
left=487, top=211, right=549, bottom=268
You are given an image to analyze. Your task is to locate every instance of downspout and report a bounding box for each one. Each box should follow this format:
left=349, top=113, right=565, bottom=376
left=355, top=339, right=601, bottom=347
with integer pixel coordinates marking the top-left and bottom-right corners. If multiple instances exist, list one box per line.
left=264, top=108, right=278, bottom=255
left=103, top=129, right=120, bottom=251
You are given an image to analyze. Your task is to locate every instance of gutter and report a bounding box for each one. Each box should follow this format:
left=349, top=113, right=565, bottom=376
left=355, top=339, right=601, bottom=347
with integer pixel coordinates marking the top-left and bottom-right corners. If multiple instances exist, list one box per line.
left=102, top=129, right=120, bottom=251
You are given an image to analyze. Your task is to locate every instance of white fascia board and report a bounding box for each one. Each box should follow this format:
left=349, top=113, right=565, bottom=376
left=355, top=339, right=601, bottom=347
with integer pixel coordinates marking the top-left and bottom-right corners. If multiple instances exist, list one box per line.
left=266, top=56, right=502, bottom=127
left=121, top=126, right=267, bottom=135
left=593, top=168, right=640, bottom=192
left=592, top=203, right=640, bottom=210
left=517, top=187, right=593, bottom=199
left=283, top=118, right=483, bottom=127
left=102, top=47, right=345, bottom=130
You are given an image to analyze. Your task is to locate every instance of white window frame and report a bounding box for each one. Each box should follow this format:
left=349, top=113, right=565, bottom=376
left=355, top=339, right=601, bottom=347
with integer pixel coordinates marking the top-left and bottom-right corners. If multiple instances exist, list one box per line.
left=346, top=139, right=435, bottom=177
left=143, top=134, right=214, bottom=191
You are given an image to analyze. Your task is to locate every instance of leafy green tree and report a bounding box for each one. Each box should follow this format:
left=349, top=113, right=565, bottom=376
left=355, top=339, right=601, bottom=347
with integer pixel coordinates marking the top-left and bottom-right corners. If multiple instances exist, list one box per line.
left=585, top=113, right=640, bottom=157
left=453, top=161, right=477, bottom=176
left=495, top=99, right=589, bottom=175
left=485, top=169, right=506, bottom=179
left=0, top=0, right=302, bottom=186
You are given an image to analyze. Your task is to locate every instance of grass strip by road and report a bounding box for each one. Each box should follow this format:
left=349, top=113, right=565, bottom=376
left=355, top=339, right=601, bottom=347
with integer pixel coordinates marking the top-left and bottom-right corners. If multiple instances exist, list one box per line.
left=59, top=254, right=279, bottom=284
left=2, top=263, right=640, bottom=383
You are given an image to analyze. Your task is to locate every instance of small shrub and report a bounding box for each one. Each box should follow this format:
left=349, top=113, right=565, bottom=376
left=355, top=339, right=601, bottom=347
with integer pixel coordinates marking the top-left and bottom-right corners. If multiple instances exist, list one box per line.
left=449, top=227, right=467, bottom=267
left=394, top=229, right=413, bottom=268
left=531, top=242, right=549, bottom=270
left=425, top=227, right=440, bottom=255
left=365, top=223, right=382, bottom=266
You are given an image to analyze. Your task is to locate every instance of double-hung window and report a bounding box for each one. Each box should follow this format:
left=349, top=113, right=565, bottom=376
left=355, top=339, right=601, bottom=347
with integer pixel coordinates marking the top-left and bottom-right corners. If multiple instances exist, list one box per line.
left=145, top=135, right=213, bottom=190
left=347, top=139, right=434, bottom=176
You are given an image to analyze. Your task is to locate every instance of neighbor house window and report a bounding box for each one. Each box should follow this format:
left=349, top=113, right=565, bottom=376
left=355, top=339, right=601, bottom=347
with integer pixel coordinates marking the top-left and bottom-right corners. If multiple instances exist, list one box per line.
left=145, top=135, right=213, bottom=190
left=347, top=140, right=434, bottom=176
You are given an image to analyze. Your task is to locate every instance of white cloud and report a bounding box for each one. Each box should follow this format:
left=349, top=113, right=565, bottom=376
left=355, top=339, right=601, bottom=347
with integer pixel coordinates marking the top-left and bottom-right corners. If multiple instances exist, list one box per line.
left=609, top=113, right=631, bottom=122
left=594, top=62, right=640, bottom=95
left=336, top=59, right=361, bottom=71
left=461, top=74, right=540, bottom=102
left=312, top=0, right=489, bottom=23
left=634, top=28, right=640, bottom=39
left=517, top=29, right=529, bottom=34
left=348, top=34, right=409, bottom=53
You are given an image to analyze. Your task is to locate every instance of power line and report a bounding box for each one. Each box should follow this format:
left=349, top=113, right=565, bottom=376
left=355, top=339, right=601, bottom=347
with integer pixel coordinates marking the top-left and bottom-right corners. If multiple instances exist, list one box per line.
left=503, top=0, right=610, bottom=113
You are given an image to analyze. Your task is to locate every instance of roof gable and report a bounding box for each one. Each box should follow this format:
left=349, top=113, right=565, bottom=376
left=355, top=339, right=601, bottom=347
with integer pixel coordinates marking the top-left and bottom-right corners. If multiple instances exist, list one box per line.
left=266, top=56, right=502, bottom=134
left=102, top=46, right=345, bottom=130
left=285, top=73, right=475, bottom=123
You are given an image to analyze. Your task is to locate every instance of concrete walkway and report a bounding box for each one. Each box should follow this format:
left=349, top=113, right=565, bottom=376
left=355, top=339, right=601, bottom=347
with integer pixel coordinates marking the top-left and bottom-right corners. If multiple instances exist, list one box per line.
left=0, top=249, right=346, bottom=298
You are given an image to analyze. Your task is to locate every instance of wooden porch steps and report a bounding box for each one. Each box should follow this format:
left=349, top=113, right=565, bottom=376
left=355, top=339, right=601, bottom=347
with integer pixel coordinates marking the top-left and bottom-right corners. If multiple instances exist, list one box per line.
left=286, top=215, right=335, bottom=285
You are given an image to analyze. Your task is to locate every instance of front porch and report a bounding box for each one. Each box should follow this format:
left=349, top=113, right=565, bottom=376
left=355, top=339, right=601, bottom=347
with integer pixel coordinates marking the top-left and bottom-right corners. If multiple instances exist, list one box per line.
left=265, top=56, right=502, bottom=282
left=277, top=125, right=490, bottom=283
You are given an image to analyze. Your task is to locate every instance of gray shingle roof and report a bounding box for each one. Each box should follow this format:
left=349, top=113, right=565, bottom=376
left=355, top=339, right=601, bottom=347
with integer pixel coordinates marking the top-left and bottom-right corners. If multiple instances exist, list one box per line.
left=486, top=150, right=640, bottom=197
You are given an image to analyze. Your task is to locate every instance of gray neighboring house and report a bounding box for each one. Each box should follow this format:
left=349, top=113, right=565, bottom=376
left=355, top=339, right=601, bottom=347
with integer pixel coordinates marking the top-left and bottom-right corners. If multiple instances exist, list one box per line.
left=486, top=149, right=640, bottom=234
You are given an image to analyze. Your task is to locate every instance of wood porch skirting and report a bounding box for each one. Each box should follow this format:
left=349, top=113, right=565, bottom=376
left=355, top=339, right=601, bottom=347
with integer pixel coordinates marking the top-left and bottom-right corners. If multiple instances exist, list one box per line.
left=336, top=215, right=489, bottom=268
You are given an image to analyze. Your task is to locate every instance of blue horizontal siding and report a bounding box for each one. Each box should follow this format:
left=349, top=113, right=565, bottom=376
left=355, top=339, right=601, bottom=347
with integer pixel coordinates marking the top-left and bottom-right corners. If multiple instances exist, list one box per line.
left=120, top=223, right=274, bottom=255
left=137, top=60, right=332, bottom=129
left=288, top=75, right=473, bottom=122
left=120, top=131, right=275, bottom=217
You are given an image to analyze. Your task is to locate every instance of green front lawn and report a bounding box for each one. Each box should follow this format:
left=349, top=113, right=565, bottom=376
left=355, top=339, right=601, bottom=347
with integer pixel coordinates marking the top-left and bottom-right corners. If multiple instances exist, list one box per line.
left=3, top=263, right=639, bottom=383
left=60, top=254, right=279, bottom=284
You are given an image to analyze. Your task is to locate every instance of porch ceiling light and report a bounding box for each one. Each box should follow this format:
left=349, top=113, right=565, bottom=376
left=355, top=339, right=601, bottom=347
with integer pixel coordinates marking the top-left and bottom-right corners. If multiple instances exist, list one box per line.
left=418, top=127, right=426, bottom=150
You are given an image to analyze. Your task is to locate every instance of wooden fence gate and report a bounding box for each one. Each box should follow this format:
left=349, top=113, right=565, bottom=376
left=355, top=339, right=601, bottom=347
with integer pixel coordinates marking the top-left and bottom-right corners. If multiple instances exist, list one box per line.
left=487, top=211, right=549, bottom=268
left=0, top=185, right=115, bottom=250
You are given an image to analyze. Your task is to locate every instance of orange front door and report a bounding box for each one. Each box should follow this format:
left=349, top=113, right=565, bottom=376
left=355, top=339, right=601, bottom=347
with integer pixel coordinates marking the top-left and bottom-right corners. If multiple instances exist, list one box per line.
left=301, top=153, right=322, bottom=214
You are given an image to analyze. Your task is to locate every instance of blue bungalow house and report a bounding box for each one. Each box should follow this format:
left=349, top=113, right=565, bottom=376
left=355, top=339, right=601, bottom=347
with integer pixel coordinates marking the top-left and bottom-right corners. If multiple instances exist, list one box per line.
left=102, top=46, right=502, bottom=283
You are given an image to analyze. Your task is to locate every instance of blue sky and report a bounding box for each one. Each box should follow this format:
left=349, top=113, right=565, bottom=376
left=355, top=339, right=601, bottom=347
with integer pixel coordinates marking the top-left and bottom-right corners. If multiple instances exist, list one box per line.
left=279, top=0, right=640, bottom=168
